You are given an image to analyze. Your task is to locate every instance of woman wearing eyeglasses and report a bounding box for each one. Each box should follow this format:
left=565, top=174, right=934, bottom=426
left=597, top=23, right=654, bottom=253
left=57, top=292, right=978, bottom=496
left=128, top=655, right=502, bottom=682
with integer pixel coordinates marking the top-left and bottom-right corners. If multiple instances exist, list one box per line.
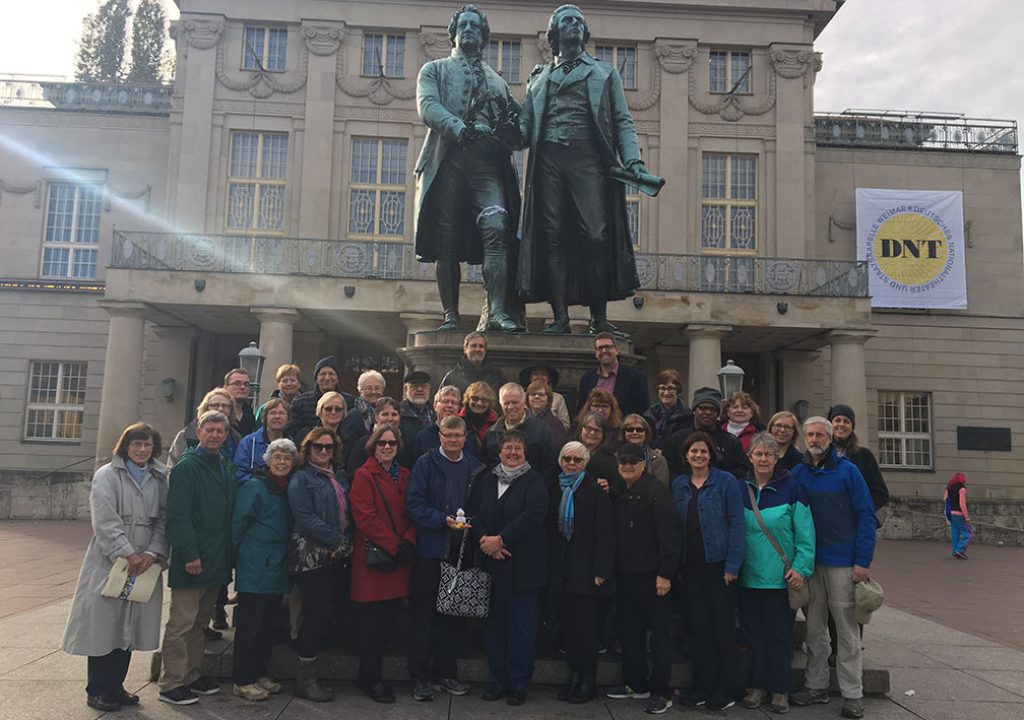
left=576, top=388, right=623, bottom=452
left=619, top=414, right=669, bottom=486
left=168, top=388, right=242, bottom=467
left=550, top=441, right=615, bottom=705
left=350, top=425, right=416, bottom=703
left=643, top=369, right=692, bottom=451
left=767, top=411, right=803, bottom=471
left=459, top=381, right=498, bottom=457
left=345, top=397, right=407, bottom=475
left=315, top=392, right=348, bottom=440
left=287, top=427, right=353, bottom=702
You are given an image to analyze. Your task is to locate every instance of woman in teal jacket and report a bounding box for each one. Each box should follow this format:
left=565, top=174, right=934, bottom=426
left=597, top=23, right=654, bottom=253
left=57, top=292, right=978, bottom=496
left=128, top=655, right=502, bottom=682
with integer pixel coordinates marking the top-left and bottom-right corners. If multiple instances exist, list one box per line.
left=231, top=438, right=296, bottom=702
left=738, top=433, right=815, bottom=714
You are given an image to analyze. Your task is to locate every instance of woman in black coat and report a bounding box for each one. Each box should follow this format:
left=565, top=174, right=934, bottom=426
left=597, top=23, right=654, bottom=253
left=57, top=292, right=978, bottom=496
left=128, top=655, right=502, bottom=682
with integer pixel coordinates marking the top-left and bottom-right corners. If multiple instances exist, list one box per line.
left=468, top=430, right=549, bottom=706
left=550, top=440, right=615, bottom=705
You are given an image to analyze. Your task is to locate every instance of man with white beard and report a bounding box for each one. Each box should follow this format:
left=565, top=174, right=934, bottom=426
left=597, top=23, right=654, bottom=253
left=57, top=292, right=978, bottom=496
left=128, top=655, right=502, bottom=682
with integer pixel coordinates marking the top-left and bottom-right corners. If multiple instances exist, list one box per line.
left=790, top=417, right=876, bottom=720
left=399, top=371, right=436, bottom=451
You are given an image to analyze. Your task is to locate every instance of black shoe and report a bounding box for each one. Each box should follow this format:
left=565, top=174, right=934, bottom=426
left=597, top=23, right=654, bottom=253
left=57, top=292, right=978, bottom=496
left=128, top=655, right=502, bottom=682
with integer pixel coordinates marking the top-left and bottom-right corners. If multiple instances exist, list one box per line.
left=482, top=685, right=508, bottom=701
left=557, top=672, right=580, bottom=702
left=114, top=686, right=140, bottom=706
left=707, top=693, right=736, bottom=711
left=158, top=686, right=199, bottom=705
left=589, top=318, right=629, bottom=339
left=486, top=314, right=525, bottom=333
left=437, top=312, right=460, bottom=331
left=203, top=626, right=223, bottom=641
left=676, top=688, right=708, bottom=707
left=188, top=677, right=221, bottom=695
left=365, top=681, right=396, bottom=704
left=567, top=677, right=597, bottom=704
left=212, top=606, right=228, bottom=630
left=543, top=317, right=571, bottom=334
left=507, top=688, right=527, bottom=706
left=86, top=693, right=121, bottom=712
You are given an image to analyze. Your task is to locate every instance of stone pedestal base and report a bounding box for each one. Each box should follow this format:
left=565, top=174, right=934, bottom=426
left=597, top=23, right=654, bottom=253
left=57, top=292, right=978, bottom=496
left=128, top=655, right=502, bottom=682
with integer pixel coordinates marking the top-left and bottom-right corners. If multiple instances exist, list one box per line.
left=397, top=331, right=644, bottom=410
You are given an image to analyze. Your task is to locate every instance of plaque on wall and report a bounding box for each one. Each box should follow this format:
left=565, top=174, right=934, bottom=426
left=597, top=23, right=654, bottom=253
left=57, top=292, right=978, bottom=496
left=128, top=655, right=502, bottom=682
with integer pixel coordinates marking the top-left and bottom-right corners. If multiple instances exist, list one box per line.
left=956, top=426, right=1012, bottom=452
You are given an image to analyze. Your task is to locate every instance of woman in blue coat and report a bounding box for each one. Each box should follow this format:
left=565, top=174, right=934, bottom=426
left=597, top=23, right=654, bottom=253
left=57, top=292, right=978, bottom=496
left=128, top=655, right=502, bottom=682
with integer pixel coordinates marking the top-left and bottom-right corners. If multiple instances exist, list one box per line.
left=231, top=438, right=296, bottom=701
left=467, top=430, right=549, bottom=706
left=671, top=431, right=745, bottom=712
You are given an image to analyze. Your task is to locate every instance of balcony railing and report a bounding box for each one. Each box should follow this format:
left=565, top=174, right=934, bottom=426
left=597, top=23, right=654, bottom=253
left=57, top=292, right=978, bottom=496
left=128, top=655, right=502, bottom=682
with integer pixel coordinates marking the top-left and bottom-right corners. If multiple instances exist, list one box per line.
left=111, top=231, right=868, bottom=298
left=815, top=111, right=1018, bottom=154
left=0, top=76, right=173, bottom=114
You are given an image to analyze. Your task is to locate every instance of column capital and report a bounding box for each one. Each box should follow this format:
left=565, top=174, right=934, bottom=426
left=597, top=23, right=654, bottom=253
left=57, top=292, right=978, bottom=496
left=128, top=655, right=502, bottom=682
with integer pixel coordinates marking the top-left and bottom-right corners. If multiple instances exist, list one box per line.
left=827, top=328, right=876, bottom=346
left=250, top=307, right=301, bottom=324
left=98, top=300, right=148, bottom=318
left=686, top=324, right=733, bottom=340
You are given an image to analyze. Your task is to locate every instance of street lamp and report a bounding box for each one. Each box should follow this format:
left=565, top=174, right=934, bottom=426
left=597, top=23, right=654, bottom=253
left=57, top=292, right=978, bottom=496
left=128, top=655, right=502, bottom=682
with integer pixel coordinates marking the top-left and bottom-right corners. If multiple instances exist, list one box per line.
left=238, top=341, right=266, bottom=404
left=717, top=359, right=745, bottom=398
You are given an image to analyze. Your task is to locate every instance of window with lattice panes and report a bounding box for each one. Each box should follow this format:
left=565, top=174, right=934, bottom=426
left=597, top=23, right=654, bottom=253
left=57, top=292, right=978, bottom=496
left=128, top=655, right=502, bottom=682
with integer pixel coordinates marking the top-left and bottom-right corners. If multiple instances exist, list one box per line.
left=594, top=44, right=637, bottom=89
left=877, top=391, right=933, bottom=469
left=226, top=131, right=288, bottom=233
left=701, top=153, right=757, bottom=253
left=484, top=39, right=521, bottom=84
left=243, top=27, right=287, bottom=72
left=710, top=50, right=751, bottom=94
left=24, top=361, right=87, bottom=441
left=627, top=195, right=640, bottom=248
left=347, top=138, right=408, bottom=239
left=41, top=182, right=101, bottom=279
left=362, top=33, right=405, bottom=77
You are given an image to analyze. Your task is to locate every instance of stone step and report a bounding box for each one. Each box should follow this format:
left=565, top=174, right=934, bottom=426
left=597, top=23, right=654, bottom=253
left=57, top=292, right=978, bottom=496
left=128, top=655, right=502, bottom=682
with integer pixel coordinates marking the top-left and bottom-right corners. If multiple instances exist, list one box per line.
left=150, top=631, right=888, bottom=696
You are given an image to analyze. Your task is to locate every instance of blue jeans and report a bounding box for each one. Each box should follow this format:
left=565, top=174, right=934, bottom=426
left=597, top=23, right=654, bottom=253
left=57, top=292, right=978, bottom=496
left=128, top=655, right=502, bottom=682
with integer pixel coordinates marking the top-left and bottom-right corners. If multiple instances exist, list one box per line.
left=950, top=515, right=972, bottom=555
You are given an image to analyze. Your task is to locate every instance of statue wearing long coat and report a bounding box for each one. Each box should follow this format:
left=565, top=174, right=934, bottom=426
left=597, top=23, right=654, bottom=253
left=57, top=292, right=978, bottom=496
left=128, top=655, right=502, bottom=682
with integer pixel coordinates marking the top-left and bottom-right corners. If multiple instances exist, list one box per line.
left=516, top=55, right=642, bottom=304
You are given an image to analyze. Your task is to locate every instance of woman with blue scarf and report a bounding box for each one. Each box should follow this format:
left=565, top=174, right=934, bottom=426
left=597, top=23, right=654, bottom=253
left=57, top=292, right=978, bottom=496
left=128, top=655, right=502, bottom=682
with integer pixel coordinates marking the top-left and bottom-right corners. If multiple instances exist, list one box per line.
left=549, top=441, right=615, bottom=705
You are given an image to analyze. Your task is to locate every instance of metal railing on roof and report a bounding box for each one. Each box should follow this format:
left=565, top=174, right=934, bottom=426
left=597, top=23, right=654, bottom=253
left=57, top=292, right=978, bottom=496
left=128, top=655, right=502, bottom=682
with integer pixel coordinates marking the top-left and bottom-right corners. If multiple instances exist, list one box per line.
left=815, top=110, right=1017, bottom=154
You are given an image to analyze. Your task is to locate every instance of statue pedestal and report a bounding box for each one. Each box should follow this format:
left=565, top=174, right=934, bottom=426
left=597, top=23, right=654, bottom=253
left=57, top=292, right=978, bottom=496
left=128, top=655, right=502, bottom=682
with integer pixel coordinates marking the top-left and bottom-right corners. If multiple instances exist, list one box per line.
left=397, top=331, right=645, bottom=411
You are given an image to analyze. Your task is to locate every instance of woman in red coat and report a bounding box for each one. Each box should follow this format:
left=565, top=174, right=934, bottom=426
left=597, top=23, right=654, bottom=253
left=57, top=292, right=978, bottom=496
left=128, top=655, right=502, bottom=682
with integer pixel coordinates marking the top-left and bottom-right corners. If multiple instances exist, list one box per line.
left=350, top=424, right=416, bottom=703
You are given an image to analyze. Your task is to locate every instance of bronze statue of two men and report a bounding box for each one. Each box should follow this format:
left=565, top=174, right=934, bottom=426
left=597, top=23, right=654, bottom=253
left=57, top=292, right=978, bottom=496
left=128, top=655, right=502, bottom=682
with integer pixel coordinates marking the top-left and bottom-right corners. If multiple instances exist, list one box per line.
left=414, top=3, right=657, bottom=338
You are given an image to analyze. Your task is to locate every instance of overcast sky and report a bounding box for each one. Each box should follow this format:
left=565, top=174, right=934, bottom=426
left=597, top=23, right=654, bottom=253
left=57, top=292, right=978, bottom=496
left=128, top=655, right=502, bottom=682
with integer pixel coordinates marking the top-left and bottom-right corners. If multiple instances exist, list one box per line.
left=1, top=0, right=1021, bottom=135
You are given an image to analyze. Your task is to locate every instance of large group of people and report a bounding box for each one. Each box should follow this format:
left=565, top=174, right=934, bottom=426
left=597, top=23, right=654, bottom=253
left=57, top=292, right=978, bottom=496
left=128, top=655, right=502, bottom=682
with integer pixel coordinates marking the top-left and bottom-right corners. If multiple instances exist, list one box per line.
left=62, top=330, right=890, bottom=720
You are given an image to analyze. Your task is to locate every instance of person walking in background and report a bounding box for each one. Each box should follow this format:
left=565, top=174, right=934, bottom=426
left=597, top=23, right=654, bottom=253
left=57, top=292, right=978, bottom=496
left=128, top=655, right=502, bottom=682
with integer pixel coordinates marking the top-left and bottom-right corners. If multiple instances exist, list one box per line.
left=944, top=472, right=972, bottom=559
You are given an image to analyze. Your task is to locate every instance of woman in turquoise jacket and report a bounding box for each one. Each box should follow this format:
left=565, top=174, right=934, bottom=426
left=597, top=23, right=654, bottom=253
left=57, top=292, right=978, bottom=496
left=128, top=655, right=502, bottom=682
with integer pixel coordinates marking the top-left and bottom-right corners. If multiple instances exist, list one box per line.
left=737, top=433, right=815, bottom=714
left=231, top=438, right=296, bottom=702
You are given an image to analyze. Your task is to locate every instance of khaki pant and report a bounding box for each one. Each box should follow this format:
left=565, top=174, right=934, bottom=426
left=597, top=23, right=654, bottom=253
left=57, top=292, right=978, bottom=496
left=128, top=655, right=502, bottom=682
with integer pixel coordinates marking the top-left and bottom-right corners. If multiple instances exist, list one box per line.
left=804, top=565, right=862, bottom=699
left=159, top=586, right=219, bottom=691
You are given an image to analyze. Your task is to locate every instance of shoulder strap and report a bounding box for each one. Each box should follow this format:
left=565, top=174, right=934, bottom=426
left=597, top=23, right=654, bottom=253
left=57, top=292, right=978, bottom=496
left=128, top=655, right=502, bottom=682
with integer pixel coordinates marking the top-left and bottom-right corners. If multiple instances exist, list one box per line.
left=367, top=471, right=398, bottom=534
left=746, top=483, right=791, bottom=569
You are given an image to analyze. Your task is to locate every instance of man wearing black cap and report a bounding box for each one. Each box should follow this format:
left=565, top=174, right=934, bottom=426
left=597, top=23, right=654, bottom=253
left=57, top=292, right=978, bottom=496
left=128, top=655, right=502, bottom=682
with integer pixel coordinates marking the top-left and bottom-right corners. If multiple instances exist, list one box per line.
left=285, top=356, right=355, bottom=443
left=604, top=443, right=681, bottom=714
left=662, top=387, right=749, bottom=479
left=399, top=371, right=436, bottom=451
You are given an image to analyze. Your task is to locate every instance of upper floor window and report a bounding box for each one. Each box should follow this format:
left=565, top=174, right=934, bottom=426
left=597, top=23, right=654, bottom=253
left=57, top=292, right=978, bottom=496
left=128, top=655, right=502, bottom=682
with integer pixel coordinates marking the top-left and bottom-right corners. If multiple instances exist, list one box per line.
left=41, top=182, right=101, bottom=279
left=24, top=361, right=87, bottom=441
left=348, top=138, right=408, bottom=239
left=878, top=391, right=933, bottom=469
left=701, top=153, right=757, bottom=252
left=362, top=33, right=405, bottom=77
left=710, top=50, right=751, bottom=94
left=243, top=26, right=287, bottom=72
left=485, top=39, right=521, bottom=84
left=226, top=131, right=288, bottom=233
left=594, top=44, right=637, bottom=89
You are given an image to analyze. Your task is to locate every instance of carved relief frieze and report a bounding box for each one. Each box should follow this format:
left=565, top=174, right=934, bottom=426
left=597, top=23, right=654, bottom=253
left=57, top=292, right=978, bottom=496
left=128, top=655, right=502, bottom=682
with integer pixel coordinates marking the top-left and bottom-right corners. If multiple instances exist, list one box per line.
left=338, top=106, right=419, bottom=123
left=304, top=25, right=344, bottom=56
left=181, top=17, right=225, bottom=50
left=689, top=69, right=777, bottom=122
left=689, top=122, right=776, bottom=138
left=0, top=180, right=42, bottom=207
left=215, top=41, right=308, bottom=99
left=212, top=100, right=306, bottom=116
left=634, top=120, right=661, bottom=134
left=105, top=185, right=152, bottom=213
left=655, top=40, right=697, bottom=74
left=770, top=49, right=814, bottom=79
left=419, top=29, right=452, bottom=61
left=335, top=24, right=417, bottom=105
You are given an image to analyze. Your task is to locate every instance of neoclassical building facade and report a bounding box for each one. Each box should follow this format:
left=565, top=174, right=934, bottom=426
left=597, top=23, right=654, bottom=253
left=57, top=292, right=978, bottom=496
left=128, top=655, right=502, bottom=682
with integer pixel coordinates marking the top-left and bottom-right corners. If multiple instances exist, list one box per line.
left=1, top=0, right=1021, bottom=517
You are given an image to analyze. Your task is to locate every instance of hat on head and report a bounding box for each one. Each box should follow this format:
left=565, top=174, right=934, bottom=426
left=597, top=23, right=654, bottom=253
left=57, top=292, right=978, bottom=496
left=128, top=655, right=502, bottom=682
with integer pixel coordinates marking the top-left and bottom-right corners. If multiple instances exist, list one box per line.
left=519, top=364, right=561, bottom=388
left=313, top=356, right=340, bottom=378
left=404, top=370, right=432, bottom=384
left=854, top=578, right=885, bottom=624
left=691, top=386, right=723, bottom=412
left=616, top=443, right=645, bottom=462
left=828, top=404, right=856, bottom=429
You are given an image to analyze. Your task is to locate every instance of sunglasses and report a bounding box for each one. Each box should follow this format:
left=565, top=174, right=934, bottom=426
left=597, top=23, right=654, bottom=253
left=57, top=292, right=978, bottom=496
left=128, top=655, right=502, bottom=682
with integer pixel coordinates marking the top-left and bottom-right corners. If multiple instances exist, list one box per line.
left=618, top=458, right=642, bottom=466
left=562, top=456, right=585, bottom=464
left=376, top=439, right=399, bottom=448
left=623, top=426, right=646, bottom=434
left=322, top=406, right=345, bottom=413
left=311, top=443, right=335, bottom=452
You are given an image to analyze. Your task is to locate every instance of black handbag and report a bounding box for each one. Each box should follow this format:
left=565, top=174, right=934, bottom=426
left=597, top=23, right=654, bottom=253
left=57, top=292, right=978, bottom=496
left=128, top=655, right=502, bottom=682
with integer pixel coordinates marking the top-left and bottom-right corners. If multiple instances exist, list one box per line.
left=364, top=472, right=399, bottom=572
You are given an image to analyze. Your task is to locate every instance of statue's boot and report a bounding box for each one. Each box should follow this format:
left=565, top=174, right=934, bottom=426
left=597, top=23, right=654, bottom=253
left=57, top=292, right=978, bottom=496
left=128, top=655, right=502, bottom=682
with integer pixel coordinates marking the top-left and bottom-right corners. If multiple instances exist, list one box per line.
left=589, top=301, right=630, bottom=339
left=436, top=261, right=461, bottom=331
left=543, top=256, right=571, bottom=334
left=482, top=257, right=524, bottom=333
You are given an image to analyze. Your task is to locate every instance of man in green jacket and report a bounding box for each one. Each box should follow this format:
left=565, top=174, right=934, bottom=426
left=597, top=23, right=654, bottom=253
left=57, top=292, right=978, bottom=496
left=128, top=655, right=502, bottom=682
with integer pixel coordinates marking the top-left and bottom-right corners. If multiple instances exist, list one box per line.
left=158, top=411, right=237, bottom=705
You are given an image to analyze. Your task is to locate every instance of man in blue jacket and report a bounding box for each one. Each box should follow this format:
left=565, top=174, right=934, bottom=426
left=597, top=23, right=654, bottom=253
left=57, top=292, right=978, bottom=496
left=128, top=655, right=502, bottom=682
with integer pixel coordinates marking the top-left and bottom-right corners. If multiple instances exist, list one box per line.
left=577, top=332, right=650, bottom=417
left=790, top=417, right=876, bottom=720
left=406, top=415, right=487, bottom=701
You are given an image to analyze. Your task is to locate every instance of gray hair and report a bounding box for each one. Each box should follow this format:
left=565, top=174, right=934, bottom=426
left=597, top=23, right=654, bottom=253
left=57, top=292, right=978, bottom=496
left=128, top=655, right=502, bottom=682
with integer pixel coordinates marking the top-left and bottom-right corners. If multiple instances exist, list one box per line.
left=440, top=414, right=467, bottom=432
left=435, top=384, right=462, bottom=403
left=264, top=438, right=299, bottom=464
left=357, top=370, right=386, bottom=390
left=559, top=440, right=591, bottom=464
left=197, top=410, right=229, bottom=430
left=499, top=382, right=526, bottom=402
left=803, top=415, right=833, bottom=439
left=747, top=432, right=780, bottom=457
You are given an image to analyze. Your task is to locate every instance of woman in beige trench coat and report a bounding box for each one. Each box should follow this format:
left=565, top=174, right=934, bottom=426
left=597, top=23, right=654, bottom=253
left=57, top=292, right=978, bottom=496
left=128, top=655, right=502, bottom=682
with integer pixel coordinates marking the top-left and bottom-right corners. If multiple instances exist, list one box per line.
left=62, top=422, right=168, bottom=712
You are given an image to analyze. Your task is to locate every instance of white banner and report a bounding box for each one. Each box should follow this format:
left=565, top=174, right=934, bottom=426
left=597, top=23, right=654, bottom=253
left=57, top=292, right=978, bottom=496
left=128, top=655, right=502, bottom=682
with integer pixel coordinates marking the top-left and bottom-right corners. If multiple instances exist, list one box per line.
left=855, top=189, right=967, bottom=309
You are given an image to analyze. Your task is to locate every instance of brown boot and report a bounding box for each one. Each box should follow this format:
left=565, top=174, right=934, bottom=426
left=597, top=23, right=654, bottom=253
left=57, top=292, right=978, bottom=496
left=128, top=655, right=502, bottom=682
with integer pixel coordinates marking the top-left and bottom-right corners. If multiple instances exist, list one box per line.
left=294, top=658, right=333, bottom=702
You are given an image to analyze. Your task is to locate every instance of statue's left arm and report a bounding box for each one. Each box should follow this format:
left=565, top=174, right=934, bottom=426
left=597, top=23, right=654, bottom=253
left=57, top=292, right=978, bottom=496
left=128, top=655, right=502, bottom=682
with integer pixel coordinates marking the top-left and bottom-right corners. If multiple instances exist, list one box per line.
left=607, top=68, right=646, bottom=172
left=417, top=61, right=468, bottom=143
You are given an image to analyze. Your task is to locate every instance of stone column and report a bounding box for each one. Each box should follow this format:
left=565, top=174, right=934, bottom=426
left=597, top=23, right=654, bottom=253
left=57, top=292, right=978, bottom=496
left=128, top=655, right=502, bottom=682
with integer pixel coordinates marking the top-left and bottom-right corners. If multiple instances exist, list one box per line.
left=95, top=302, right=148, bottom=466
left=152, top=326, right=197, bottom=444
left=686, top=324, right=731, bottom=399
left=251, top=308, right=300, bottom=398
left=828, top=329, right=876, bottom=428
left=776, top=349, right=821, bottom=417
